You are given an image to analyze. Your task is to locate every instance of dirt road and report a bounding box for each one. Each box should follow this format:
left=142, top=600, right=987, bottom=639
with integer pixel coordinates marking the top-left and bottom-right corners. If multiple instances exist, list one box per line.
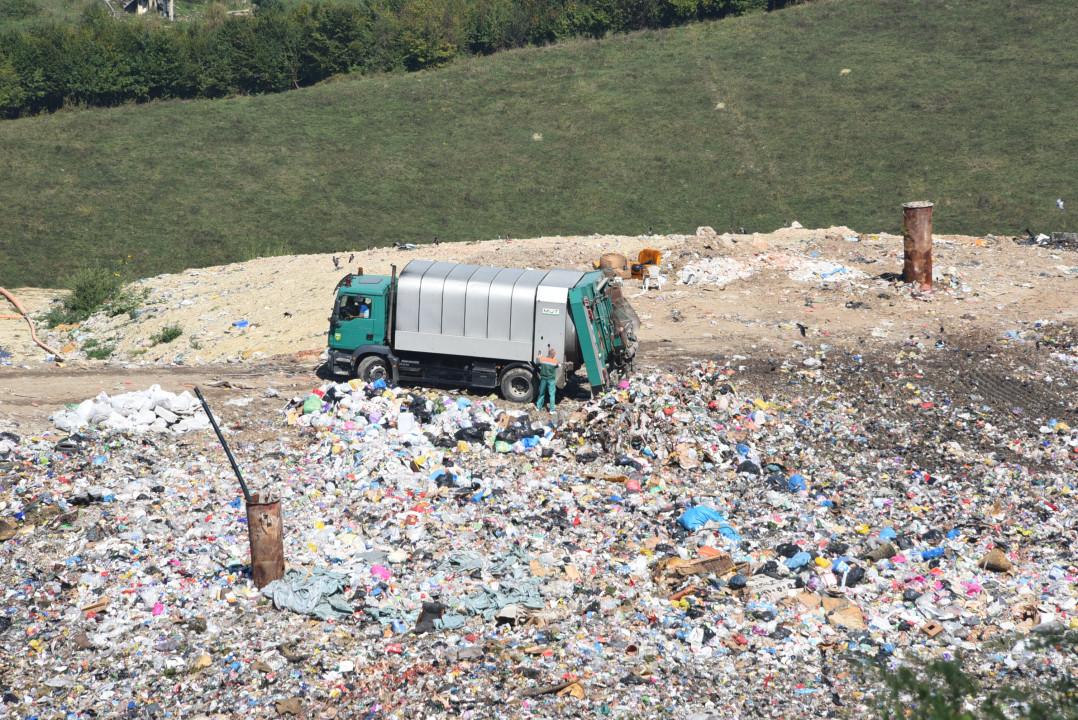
left=0, top=360, right=321, bottom=435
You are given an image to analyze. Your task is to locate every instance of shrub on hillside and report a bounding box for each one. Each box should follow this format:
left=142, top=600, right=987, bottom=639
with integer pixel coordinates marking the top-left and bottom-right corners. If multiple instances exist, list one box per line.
left=151, top=323, right=183, bottom=345
left=0, top=0, right=794, bottom=118
left=43, top=267, right=122, bottom=326
left=0, top=0, right=40, bottom=21
left=65, top=268, right=121, bottom=321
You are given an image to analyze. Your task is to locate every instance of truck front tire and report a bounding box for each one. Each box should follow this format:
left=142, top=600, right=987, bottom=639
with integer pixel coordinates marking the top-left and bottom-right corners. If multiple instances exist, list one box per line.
left=500, top=367, right=537, bottom=403
left=355, top=355, right=390, bottom=383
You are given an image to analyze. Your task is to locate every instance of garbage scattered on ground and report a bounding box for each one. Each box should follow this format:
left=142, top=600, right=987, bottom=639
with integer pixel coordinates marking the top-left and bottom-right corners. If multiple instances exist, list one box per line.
left=1020, top=230, right=1078, bottom=250
left=787, top=259, right=867, bottom=283
left=678, top=253, right=868, bottom=287
left=1, top=342, right=1075, bottom=717
left=49, top=384, right=210, bottom=434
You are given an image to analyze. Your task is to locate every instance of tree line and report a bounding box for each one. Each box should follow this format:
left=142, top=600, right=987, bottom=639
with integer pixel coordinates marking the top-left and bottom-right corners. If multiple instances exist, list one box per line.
left=0, top=0, right=802, bottom=118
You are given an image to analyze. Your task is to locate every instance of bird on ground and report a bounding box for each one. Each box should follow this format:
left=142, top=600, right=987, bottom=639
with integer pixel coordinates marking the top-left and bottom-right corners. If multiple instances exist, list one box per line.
left=1057, top=198, right=1065, bottom=212
left=796, top=323, right=808, bottom=338
left=332, top=256, right=340, bottom=269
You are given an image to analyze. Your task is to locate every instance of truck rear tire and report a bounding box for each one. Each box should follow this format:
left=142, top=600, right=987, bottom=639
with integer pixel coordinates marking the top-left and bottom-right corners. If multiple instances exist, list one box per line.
left=355, top=355, right=390, bottom=383
left=500, top=367, right=537, bottom=403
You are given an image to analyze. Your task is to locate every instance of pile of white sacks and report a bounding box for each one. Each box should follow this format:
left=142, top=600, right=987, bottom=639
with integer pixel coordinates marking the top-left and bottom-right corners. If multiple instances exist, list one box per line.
left=51, top=385, right=210, bottom=434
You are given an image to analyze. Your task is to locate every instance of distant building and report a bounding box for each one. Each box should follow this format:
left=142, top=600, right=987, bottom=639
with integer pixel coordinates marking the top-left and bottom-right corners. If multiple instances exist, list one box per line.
left=122, top=0, right=173, bottom=19
left=122, top=0, right=156, bottom=14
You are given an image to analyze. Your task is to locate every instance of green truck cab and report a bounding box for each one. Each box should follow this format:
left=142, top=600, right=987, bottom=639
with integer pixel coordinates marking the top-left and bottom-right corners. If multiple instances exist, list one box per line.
left=328, top=274, right=394, bottom=381
left=327, top=260, right=637, bottom=402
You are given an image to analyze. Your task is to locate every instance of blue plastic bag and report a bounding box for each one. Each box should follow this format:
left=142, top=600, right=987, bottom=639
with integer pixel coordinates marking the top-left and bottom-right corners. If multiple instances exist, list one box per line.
left=787, top=474, right=806, bottom=492
left=786, top=551, right=811, bottom=569
left=678, top=505, right=726, bottom=531
left=678, top=505, right=742, bottom=541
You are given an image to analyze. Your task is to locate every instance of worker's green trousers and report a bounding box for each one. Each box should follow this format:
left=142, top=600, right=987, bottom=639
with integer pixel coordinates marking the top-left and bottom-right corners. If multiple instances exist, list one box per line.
left=536, top=379, right=556, bottom=412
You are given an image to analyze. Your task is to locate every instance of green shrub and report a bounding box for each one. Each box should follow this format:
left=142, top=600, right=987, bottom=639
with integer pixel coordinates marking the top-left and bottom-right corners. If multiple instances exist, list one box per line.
left=104, top=287, right=148, bottom=319
left=82, top=337, right=115, bottom=360
left=66, top=268, right=120, bottom=319
left=42, top=267, right=122, bottom=326
left=0, top=0, right=40, bottom=21
left=151, top=323, right=183, bottom=345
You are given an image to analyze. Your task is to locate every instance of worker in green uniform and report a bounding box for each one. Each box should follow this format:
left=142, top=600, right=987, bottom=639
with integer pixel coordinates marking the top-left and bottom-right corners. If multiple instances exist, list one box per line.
left=536, top=346, right=558, bottom=413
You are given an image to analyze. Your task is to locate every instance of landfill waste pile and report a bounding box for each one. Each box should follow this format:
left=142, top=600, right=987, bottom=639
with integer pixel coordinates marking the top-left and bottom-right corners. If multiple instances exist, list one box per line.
left=1, top=346, right=1075, bottom=719
left=50, top=385, right=210, bottom=434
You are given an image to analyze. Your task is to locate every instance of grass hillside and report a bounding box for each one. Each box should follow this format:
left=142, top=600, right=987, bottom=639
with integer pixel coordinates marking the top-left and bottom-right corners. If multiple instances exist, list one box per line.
left=2, top=0, right=1075, bottom=288
left=0, top=0, right=92, bottom=30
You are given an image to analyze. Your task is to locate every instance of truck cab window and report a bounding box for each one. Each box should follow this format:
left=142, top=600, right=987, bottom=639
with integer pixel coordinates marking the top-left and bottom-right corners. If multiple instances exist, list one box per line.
left=339, top=296, right=361, bottom=320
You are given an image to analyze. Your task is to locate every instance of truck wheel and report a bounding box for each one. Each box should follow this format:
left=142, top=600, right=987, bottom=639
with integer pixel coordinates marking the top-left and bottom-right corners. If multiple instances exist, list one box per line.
left=355, top=355, right=389, bottom=383
left=499, top=367, right=536, bottom=403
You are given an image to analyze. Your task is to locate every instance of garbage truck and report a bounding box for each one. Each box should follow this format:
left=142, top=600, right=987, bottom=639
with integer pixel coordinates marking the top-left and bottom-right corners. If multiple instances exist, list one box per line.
left=326, top=260, right=639, bottom=402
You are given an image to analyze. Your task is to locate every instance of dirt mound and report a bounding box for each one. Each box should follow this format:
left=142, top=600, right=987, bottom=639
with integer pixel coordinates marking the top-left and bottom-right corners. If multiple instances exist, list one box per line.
left=3, top=226, right=1075, bottom=369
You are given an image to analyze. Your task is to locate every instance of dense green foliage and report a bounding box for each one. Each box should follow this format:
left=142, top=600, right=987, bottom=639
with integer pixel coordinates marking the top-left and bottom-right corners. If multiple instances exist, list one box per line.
left=0, top=0, right=797, bottom=117
left=0, top=0, right=42, bottom=22
left=871, top=633, right=1077, bottom=720
left=1, top=0, right=1075, bottom=288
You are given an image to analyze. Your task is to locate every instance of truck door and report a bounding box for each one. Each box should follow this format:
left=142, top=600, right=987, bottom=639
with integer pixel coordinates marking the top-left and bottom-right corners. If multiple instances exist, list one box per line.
left=330, top=293, right=380, bottom=350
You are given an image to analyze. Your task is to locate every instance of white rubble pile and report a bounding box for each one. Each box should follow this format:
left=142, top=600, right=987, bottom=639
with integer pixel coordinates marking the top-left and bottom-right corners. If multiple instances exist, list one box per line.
left=678, top=257, right=755, bottom=286
left=50, top=385, right=210, bottom=434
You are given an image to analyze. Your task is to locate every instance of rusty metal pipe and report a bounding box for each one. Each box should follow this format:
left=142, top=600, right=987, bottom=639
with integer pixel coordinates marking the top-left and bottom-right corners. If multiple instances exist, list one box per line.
left=902, top=201, right=934, bottom=289
left=194, top=386, right=251, bottom=502
left=246, top=493, right=285, bottom=588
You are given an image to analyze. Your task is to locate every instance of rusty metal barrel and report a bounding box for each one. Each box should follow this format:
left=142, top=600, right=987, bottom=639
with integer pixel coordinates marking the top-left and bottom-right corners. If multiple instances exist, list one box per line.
left=246, top=493, right=285, bottom=588
left=902, top=201, right=934, bottom=289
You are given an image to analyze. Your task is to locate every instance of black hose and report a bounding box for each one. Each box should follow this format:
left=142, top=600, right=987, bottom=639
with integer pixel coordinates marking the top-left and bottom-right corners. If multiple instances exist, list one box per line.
left=194, top=386, right=251, bottom=503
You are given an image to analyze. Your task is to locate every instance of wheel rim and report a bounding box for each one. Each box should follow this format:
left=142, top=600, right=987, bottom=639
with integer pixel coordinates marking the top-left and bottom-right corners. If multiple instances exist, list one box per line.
left=369, top=364, right=387, bottom=381
left=510, top=376, right=530, bottom=397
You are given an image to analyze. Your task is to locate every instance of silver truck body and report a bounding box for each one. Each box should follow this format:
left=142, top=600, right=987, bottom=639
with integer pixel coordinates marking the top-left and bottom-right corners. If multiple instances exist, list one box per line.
left=393, top=260, right=583, bottom=363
